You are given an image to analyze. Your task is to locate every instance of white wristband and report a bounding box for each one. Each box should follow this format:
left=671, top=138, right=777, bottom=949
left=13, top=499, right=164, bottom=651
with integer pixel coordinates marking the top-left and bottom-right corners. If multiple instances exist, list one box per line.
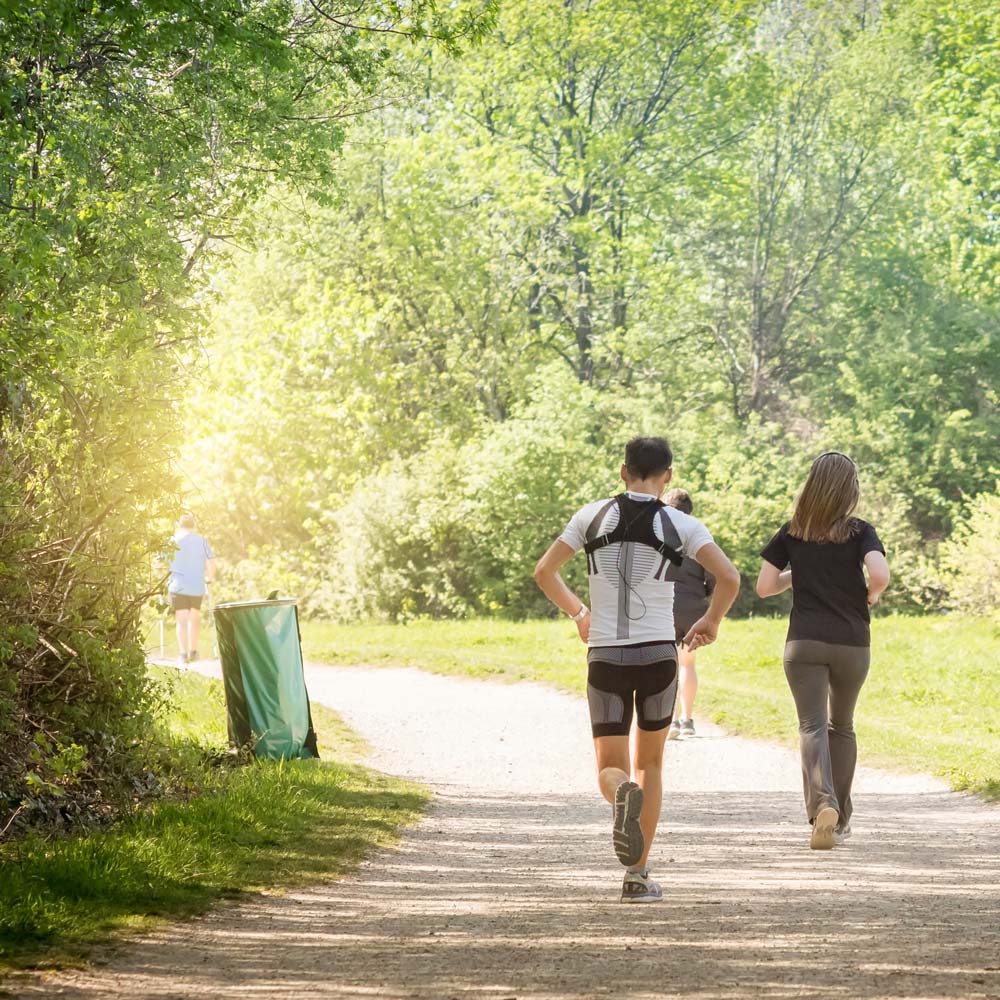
left=569, top=605, right=589, bottom=622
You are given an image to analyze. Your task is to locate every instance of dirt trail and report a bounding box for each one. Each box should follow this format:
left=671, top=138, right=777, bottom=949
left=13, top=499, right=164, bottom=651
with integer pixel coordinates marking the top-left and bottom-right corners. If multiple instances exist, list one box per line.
left=20, top=664, right=1000, bottom=1000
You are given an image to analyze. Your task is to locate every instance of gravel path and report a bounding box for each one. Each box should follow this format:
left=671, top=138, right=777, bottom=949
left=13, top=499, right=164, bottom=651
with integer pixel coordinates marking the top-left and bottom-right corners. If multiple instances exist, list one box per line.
left=20, top=663, right=1000, bottom=1000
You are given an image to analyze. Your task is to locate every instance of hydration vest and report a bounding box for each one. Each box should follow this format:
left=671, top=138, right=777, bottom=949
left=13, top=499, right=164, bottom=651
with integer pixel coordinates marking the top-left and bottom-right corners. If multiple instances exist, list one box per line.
left=582, top=493, right=684, bottom=580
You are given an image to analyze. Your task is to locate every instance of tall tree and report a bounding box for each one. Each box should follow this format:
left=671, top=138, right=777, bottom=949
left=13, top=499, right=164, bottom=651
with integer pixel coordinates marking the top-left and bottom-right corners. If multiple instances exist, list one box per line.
left=0, top=0, right=496, bottom=834
left=680, top=3, right=916, bottom=418
left=447, top=0, right=761, bottom=382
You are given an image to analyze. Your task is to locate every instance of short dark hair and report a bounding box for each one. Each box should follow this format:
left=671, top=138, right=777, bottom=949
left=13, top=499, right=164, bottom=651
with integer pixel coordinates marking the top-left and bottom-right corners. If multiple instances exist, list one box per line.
left=664, top=488, right=693, bottom=515
left=624, top=436, right=672, bottom=480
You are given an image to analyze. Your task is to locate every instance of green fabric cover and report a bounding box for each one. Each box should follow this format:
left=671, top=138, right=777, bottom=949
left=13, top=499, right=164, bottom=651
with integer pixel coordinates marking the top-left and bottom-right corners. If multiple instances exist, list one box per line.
left=214, top=599, right=317, bottom=760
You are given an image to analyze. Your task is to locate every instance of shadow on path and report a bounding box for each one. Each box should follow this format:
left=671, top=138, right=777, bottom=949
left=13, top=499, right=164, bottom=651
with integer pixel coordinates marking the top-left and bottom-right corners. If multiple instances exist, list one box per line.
left=21, top=781, right=1000, bottom=1000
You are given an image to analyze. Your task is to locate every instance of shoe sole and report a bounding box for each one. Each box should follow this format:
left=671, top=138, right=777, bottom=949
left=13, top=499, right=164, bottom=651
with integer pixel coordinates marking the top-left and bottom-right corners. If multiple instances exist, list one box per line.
left=613, top=781, right=645, bottom=867
left=810, top=806, right=838, bottom=850
left=620, top=892, right=663, bottom=903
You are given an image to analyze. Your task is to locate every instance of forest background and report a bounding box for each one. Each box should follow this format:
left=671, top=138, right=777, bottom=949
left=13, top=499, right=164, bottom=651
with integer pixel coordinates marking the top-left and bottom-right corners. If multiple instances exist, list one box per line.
left=2, top=0, right=998, bottom=836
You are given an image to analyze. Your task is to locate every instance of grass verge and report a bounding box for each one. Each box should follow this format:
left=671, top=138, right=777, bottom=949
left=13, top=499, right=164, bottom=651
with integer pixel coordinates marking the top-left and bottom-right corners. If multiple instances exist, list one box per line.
left=0, top=667, right=427, bottom=972
left=300, top=614, right=999, bottom=801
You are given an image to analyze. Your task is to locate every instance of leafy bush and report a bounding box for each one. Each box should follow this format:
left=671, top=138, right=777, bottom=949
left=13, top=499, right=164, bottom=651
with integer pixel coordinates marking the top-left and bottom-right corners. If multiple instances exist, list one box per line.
left=225, top=369, right=949, bottom=622
left=1, top=0, right=484, bottom=839
left=940, top=489, right=1000, bottom=619
left=0, top=379, right=180, bottom=836
left=314, top=371, right=637, bottom=619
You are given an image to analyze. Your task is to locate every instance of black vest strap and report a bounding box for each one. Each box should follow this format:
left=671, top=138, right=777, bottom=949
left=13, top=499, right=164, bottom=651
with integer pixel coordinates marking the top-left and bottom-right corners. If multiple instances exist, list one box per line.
left=583, top=498, right=618, bottom=574
left=653, top=508, right=683, bottom=580
left=582, top=494, right=683, bottom=576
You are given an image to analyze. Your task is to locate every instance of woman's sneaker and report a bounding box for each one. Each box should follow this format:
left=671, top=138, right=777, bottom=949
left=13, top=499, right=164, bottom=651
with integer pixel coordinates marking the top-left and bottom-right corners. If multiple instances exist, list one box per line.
left=833, top=823, right=852, bottom=846
left=666, top=720, right=682, bottom=740
left=621, top=870, right=662, bottom=903
left=810, top=806, right=838, bottom=850
left=680, top=719, right=696, bottom=738
left=612, top=780, right=645, bottom=866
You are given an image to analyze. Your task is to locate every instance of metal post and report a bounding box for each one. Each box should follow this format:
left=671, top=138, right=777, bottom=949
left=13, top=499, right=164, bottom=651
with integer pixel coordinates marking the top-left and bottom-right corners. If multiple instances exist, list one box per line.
left=206, top=585, right=218, bottom=659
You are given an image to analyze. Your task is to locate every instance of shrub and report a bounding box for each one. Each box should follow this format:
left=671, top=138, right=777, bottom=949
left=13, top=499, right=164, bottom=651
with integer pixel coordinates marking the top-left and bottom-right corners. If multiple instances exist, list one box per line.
left=0, top=403, right=180, bottom=837
left=322, top=370, right=641, bottom=620
left=940, top=489, right=1000, bottom=619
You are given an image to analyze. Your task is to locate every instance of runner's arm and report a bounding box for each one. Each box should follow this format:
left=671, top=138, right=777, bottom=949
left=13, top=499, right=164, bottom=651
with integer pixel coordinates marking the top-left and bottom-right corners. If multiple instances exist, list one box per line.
left=205, top=558, right=217, bottom=584
left=682, top=542, right=740, bottom=650
left=864, top=550, right=890, bottom=605
left=756, top=562, right=792, bottom=597
left=533, top=540, right=590, bottom=643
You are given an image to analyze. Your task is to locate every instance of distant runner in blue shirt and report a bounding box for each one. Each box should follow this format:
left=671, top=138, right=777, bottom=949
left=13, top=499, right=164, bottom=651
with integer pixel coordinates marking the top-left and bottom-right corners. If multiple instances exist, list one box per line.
left=166, top=512, right=216, bottom=664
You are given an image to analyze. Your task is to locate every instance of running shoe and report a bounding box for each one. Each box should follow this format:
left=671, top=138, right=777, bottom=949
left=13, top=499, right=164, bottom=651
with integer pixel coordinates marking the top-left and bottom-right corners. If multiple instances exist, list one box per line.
left=833, top=824, right=852, bottom=846
left=612, top=780, right=645, bottom=867
left=187, top=649, right=199, bottom=662
left=621, top=870, right=662, bottom=903
left=810, top=806, right=838, bottom=850
left=680, top=719, right=696, bottom=738
left=666, top=720, right=682, bottom=740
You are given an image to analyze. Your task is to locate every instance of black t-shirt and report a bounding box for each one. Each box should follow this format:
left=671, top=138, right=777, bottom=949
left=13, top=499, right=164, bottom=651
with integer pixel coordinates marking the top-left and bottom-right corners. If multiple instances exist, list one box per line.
left=760, top=519, right=885, bottom=647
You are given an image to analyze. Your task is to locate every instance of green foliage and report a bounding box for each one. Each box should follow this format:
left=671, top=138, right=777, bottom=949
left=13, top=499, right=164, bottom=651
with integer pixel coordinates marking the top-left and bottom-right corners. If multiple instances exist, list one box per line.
left=900, top=0, right=1000, bottom=293
left=0, top=0, right=495, bottom=839
left=205, top=367, right=944, bottom=620
left=183, top=0, right=1000, bottom=625
left=679, top=4, right=920, bottom=418
left=438, top=0, right=762, bottom=382
left=940, top=488, right=1000, bottom=620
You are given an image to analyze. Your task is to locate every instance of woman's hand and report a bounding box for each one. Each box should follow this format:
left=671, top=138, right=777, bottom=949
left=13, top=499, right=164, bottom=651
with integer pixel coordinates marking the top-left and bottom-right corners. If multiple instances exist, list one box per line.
left=575, top=609, right=590, bottom=644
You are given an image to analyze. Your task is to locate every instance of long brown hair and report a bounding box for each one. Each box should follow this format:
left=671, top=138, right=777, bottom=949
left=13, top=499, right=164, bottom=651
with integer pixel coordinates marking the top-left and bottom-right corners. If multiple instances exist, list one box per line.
left=789, top=452, right=860, bottom=543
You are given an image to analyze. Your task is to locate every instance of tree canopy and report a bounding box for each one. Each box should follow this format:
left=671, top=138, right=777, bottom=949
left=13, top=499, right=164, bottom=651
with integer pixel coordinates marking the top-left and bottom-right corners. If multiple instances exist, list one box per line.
left=0, top=0, right=496, bottom=833
left=188, top=0, right=999, bottom=620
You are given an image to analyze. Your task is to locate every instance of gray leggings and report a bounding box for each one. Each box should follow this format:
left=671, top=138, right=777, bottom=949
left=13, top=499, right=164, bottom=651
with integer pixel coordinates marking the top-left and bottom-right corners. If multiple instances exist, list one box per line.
left=783, top=640, right=870, bottom=827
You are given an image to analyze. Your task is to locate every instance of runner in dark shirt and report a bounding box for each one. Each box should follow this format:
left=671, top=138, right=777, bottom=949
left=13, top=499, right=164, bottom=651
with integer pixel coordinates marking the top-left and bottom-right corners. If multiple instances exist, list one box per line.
left=663, top=489, right=715, bottom=739
left=760, top=520, right=884, bottom=647
left=756, top=452, right=890, bottom=850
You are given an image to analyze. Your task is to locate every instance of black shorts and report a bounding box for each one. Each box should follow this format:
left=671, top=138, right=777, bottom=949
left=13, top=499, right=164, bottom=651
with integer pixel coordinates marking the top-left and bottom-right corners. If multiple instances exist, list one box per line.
left=168, top=592, right=203, bottom=612
left=586, top=653, right=678, bottom=738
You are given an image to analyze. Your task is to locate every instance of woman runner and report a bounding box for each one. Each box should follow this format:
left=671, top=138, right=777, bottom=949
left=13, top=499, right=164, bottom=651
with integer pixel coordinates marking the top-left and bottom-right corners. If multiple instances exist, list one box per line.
left=756, top=452, right=890, bottom=849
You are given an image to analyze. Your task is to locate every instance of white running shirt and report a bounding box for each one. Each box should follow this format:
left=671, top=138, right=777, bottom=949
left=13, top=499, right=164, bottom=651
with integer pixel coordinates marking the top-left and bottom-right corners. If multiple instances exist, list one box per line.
left=560, top=491, right=714, bottom=646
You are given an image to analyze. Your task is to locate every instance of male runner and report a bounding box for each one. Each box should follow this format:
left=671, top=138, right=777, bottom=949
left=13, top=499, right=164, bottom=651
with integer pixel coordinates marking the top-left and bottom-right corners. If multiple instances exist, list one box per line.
left=533, top=437, right=740, bottom=902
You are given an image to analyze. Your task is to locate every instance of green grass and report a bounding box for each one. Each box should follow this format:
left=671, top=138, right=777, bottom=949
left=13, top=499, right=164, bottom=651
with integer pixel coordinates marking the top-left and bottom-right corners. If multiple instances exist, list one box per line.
left=150, top=663, right=372, bottom=762
left=300, top=614, right=1000, bottom=801
left=0, top=668, right=426, bottom=971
